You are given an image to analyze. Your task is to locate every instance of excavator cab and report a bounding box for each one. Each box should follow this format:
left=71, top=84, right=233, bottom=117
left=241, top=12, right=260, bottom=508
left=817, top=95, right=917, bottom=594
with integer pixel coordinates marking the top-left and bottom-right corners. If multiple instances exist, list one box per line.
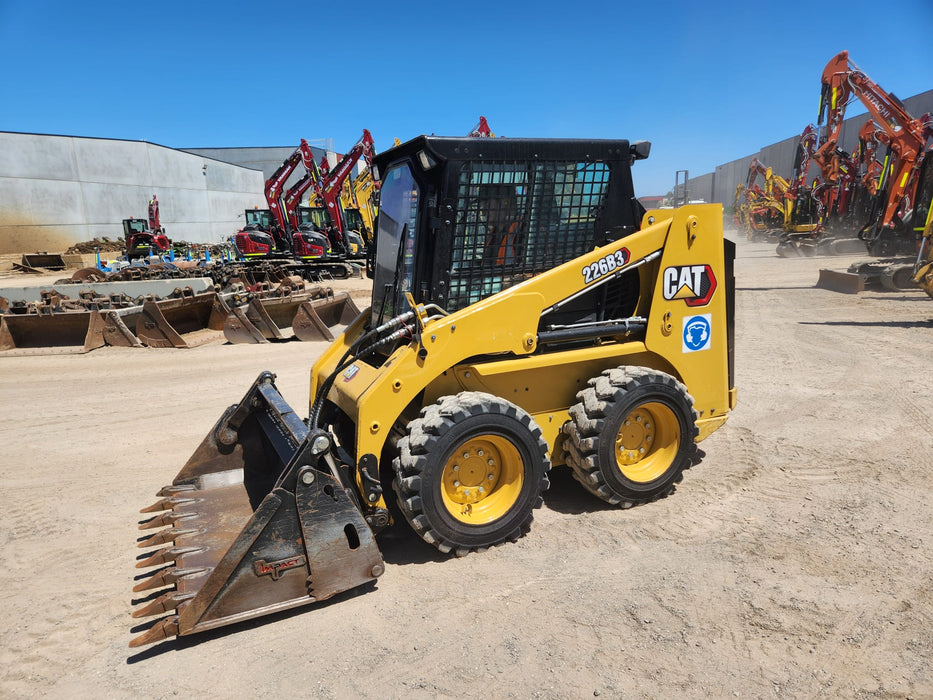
left=131, top=135, right=735, bottom=648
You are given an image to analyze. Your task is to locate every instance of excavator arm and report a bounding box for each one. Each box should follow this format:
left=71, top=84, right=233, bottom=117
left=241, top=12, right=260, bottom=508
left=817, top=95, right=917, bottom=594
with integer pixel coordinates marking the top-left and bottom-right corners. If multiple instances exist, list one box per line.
left=818, top=51, right=929, bottom=232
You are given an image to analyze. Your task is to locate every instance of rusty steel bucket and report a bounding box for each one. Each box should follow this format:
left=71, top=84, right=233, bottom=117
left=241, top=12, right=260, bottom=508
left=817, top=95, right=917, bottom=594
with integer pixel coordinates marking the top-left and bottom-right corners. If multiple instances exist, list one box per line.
left=136, top=291, right=230, bottom=348
left=0, top=310, right=107, bottom=355
left=131, top=372, right=384, bottom=647
left=223, top=289, right=361, bottom=344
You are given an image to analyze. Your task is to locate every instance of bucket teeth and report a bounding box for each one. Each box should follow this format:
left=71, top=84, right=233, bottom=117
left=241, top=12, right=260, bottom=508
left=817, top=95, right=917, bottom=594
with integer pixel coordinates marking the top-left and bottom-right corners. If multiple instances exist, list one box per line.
left=140, top=496, right=196, bottom=513
left=136, top=545, right=206, bottom=569
left=137, top=528, right=198, bottom=549
left=138, top=511, right=199, bottom=530
left=129, top=615, right=180, bottom=648
left=132, top=566, right=208, bottom=593
left=131, top=591, right=194, bottom=619
left=157, top=484, right=197, bottom=497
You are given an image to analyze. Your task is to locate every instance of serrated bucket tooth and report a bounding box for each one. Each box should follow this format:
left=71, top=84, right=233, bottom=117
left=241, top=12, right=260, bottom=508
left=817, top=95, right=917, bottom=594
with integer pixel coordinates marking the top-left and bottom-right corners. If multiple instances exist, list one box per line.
left=137, top=528, right=198, bottom=548
left=140, top=496, right=196, bottom=514
left=129, top=616, right=180, bottom=648
left=132, top=592, right=194, bottom=618
left=136, top=546, right=206, bottom=569
left=133, top=566, right=207, bottom=593
left=138, top=511, right=199, bottom=530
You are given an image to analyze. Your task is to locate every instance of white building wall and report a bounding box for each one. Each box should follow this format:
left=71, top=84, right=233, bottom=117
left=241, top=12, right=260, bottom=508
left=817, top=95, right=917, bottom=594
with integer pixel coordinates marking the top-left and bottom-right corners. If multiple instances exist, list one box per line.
left=0, top=132, right=266, bottom=254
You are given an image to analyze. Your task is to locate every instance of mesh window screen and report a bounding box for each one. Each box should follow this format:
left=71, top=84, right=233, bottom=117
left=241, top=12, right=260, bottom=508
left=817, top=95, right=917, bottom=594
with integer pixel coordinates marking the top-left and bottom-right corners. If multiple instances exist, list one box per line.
left=447, top=160, right=611, bottom=311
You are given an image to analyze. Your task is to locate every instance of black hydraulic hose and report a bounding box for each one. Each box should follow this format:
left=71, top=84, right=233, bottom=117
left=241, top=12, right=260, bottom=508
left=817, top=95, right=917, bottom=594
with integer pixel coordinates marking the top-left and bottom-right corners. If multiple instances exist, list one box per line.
left=308, top=310, right=416, bottom=430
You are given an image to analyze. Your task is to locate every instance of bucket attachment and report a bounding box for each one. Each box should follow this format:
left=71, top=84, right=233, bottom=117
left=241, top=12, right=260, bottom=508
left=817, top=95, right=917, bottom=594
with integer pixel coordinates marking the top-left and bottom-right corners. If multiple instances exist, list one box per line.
left=130, top=372, right=384, bottom=647
left=136, top=291, right=230, bottom=348
left=0, top=310, right=106, bottom=355
left=101, top=311, right=143, bottom=348
left=223, top=290, right=361, bottom=344
left=21, top=252, right=66, bottom=270
left=293, top=293, right=361, bottom=342
left=817, top=268, right=865, bottom=294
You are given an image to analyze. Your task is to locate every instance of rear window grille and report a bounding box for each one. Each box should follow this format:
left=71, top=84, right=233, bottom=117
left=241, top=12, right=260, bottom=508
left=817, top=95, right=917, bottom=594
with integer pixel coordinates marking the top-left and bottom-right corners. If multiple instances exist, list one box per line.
left=447, top=159, right=611, bottom=311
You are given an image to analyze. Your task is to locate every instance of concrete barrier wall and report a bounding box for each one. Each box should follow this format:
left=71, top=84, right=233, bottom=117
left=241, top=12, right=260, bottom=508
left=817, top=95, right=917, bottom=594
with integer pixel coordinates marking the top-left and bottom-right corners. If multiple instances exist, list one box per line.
left=0, top=132, right=266, bottom=254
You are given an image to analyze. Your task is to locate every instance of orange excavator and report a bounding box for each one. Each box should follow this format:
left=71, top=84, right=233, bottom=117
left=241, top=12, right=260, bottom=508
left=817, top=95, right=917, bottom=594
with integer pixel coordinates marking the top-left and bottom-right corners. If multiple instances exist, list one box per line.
left=816, top=50, right=931, bottom=256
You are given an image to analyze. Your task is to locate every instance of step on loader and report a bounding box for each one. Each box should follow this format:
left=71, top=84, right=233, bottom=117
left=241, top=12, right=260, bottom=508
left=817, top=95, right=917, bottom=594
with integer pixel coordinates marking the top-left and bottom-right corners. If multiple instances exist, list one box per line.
left=131, top=136, right=736, bottom=647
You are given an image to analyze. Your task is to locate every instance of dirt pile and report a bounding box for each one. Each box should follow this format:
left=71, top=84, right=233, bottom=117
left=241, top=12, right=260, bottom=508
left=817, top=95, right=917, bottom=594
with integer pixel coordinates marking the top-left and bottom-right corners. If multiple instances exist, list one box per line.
left=64, top=237, right=125, bottom=254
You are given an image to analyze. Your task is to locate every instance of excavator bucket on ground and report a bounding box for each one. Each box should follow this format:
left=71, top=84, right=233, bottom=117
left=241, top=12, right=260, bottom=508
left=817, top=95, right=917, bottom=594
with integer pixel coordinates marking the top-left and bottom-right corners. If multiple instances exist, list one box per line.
left=223, top=289, right=361, bottom=344
left=20, top=252, right=66, bottom=270
left=0, top=310, right=107, bottom=355
left=136, top=291, right=230, bottom=348
left=130, top=372, right=384, bottom=648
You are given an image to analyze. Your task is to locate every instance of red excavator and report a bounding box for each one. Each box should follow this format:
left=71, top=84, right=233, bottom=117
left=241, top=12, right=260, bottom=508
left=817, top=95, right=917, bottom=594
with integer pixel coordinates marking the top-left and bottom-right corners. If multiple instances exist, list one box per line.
left=233, top=140, right=331, bottom=262
left=306, top=129, right=376, bottom=260
left=124, top=195, right=171, bottom=260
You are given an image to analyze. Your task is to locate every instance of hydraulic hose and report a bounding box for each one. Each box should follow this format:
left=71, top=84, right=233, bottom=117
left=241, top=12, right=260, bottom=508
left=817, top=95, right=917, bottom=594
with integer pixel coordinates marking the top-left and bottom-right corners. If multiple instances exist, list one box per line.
left=308, top=310, right=416, bottom=429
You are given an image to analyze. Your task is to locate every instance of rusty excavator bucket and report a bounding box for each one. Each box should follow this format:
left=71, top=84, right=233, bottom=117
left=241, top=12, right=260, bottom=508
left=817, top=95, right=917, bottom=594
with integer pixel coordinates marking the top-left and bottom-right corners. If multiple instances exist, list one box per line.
left=136, top=291, right=230, bottom=348
left=223, top=289, right=361, bottom=344
left=0, top=310, right=107, bottom=355
left=130, top=372, right=384, bottom=648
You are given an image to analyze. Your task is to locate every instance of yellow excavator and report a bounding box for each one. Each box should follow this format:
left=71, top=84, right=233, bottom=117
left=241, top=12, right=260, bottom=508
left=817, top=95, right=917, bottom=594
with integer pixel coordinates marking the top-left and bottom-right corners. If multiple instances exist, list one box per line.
left=130, top=135, right=737, bottom=647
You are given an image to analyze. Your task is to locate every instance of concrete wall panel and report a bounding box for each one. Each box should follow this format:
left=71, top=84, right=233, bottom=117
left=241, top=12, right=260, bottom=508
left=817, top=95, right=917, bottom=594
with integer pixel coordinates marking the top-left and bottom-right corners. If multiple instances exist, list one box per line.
left=0, top=133, right=80, bottom=180
left=73, top=138, right=150, bottom=186
left=0, top=132, right=266, bottom=253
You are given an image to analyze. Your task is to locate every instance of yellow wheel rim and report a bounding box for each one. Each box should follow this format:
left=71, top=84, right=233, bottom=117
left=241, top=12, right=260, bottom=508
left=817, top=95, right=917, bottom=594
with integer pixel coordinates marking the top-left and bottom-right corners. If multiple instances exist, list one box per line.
left=614, top=402, right=680, bottom=483
left=440, top=435, right=524, bottom=524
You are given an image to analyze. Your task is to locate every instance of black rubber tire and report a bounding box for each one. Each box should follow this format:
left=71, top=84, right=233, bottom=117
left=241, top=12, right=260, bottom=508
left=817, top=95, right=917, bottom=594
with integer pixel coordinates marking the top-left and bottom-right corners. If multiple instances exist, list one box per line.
left=563, top=367, right=699, bottom=507
left=392, top=392, right=551, bottom=556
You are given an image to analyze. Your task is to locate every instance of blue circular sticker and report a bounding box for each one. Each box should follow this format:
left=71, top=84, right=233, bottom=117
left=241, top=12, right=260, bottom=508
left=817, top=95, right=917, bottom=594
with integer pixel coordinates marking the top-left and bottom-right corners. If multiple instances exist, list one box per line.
left=683, top=315, right=711, bottom=352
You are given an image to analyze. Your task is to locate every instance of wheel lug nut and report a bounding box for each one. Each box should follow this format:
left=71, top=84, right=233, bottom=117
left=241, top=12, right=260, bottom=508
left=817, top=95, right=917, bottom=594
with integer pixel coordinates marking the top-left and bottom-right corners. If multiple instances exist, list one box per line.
left=464, top=489, right=470, bottom=497
left=477, top=449, right=484, bottom=456
left=636, top=416, right=642, bottom=422
left=463, top=452, right=469, bottom=459
left=453, top=465, right=459, bottom=471
left=478, top=486, right=485, bottom=494
left=639, top=447, right=645, bottom=453
left=454, top=480, right=460, bottom=487
left=488, top=474, right=494, bottom=480
left=487, top=459, right=494, bottom=466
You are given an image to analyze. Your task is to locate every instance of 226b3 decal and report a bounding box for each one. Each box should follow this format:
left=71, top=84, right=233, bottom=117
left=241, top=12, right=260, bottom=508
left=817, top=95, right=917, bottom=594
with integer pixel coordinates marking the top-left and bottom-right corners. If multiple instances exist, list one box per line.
left=582, top=248, right=631, bottom=284
left=662, top=264, right=717, bottom=306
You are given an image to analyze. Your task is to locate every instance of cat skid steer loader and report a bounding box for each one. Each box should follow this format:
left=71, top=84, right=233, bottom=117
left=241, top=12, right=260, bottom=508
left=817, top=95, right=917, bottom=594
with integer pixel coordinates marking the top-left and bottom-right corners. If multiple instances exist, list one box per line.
left=131, top=136, right=736, bottom=647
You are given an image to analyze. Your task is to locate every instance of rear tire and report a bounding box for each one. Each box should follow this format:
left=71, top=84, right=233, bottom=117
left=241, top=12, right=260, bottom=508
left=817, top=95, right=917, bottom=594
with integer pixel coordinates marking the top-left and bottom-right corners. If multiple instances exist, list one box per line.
left=564, top=367, right=698, bottom=507
left=393, top=392, right=551, bottom=556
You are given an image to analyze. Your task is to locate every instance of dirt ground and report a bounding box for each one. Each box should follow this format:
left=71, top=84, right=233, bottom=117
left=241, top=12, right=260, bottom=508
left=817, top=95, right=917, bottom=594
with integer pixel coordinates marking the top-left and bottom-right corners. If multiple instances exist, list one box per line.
left=1, top=233, right=931, bottom=698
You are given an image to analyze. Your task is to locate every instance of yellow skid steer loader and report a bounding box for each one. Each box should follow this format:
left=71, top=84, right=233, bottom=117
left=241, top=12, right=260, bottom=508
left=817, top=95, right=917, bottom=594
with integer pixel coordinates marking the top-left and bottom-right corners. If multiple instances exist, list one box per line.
left=131, top=136, right=736, bottom=647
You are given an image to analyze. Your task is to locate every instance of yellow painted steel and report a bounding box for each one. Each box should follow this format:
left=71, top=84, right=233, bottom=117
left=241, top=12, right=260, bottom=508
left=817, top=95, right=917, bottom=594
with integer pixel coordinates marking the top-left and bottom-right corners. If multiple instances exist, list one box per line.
left=440, top=435, right=524, bottom=524
left=310, top=205, right=733, bottom=504
left=613, top=402, right=680, bottom=483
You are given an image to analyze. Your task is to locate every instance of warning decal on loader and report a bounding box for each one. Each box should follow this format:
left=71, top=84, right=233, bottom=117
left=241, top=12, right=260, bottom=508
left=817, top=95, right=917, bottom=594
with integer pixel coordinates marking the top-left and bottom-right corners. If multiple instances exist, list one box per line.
left=682, top=314, right=711, bottom=353
left=662, top=265, right=717, bottom=306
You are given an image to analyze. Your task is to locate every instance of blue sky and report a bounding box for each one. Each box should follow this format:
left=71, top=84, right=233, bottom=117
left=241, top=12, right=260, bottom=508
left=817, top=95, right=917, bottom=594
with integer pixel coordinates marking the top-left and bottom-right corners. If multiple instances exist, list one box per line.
left=1, top=0, right=931, bottom=197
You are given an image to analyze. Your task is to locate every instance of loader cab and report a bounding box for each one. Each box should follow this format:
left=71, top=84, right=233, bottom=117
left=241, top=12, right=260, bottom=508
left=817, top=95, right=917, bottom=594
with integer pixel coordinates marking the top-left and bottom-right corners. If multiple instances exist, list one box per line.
left=369, top=136, right=649, bottom=331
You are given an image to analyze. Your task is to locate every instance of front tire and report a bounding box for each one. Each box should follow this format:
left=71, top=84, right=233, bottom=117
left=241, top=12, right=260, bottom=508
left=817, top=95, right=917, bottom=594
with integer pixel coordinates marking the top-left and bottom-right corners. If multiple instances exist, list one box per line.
left=564, top=367, right=699, bottom=507
left=393, top=392, right=551, bottom=555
